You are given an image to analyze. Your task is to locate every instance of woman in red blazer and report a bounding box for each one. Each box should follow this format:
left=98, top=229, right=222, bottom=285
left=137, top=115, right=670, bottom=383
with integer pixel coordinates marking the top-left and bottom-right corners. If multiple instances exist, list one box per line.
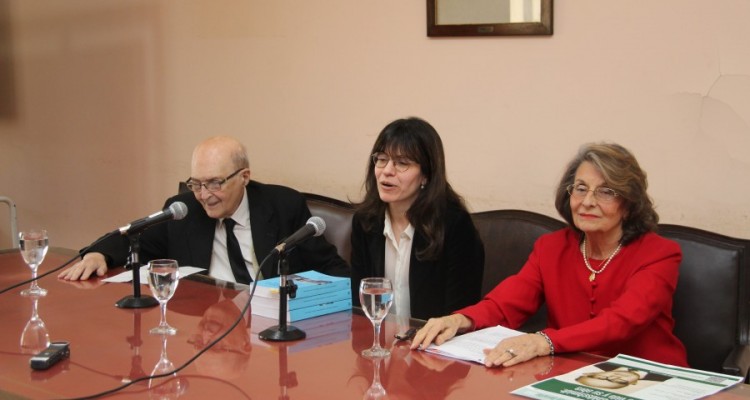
left=411, top=142, right=688, bottom=368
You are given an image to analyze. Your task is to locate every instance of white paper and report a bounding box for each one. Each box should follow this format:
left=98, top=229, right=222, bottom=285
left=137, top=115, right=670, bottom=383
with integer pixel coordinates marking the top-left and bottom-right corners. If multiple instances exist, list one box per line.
left=102, top=266, right=206, bottom=284
left=422, top=325, right=524, bottom=364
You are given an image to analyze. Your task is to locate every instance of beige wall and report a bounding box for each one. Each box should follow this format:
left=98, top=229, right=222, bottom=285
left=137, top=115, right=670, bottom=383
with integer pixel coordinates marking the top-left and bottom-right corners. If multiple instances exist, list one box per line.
left=0, top=0, right=748, bottom=251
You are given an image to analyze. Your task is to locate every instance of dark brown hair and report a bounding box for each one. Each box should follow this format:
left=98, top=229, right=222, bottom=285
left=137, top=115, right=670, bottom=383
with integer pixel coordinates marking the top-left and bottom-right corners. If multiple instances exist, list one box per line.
left=355, top=117, right=466, bottom=260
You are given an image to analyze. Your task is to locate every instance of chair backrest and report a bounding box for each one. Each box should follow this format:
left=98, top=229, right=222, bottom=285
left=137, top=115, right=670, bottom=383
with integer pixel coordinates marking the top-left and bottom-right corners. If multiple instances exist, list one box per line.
left=303, top=193, right=354, bottom=264
left=178, top=181, right=189, bottom=194
left=659, top=224, right=750, bottom=374
left=471, top=209, right=566, bottom=332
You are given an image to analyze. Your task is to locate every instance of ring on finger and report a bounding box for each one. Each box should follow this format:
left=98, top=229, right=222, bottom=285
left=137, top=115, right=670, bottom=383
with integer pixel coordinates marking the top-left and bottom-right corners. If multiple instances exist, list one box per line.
left=505, top=348, right=517, bottom=357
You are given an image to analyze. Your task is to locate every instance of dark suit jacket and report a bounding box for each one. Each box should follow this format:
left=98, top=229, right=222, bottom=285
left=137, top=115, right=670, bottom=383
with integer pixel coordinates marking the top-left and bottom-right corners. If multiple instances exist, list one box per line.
left=350, top=202, right=484, bottom=320
left=90, top=181, right=349, bottom=280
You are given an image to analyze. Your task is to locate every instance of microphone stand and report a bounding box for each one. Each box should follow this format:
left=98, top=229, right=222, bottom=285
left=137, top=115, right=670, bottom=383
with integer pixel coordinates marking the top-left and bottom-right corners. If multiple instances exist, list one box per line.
left=116, top=233, right=159, bottom=309
left=259, top=251, right=306, bottom=341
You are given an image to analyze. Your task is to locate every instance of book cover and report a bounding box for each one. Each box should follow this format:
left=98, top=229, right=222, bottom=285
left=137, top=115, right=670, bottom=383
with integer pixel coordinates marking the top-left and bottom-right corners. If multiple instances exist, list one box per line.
left=252, top=270, right=350, bottom=299
left=251, top=287, right=351, bottom=312
left=252, top=297, right=352, bottom=322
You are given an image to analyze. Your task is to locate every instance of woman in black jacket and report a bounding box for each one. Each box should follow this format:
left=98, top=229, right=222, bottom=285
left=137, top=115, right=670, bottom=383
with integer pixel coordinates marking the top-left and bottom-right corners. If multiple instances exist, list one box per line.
left=350, top=117, right=484, bottom=320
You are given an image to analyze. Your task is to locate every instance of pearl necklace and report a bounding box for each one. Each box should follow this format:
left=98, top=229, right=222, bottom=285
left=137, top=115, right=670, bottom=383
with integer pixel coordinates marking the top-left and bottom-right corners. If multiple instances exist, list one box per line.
left=580, top=237, right=622, bottom=282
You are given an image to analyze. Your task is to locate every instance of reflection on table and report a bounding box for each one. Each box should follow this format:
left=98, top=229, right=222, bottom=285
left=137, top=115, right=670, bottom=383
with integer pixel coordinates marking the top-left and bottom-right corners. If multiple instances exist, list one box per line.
left=19, top=294, right=50, bottom=355
left=0, top=249, right=749, bottom=399
left=149, top=333, right=187, bottom=399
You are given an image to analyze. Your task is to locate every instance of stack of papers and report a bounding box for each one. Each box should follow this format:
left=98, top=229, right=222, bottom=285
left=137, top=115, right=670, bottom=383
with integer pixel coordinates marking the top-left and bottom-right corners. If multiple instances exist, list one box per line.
left=423, top=325, right=523, bottom=364
left=250, top=270, right=351, bottom=322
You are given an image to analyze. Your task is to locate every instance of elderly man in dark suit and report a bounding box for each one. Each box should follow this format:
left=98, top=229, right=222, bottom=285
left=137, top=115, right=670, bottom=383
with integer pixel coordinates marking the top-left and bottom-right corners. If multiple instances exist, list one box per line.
left=59, top=136, right=348, bottom=283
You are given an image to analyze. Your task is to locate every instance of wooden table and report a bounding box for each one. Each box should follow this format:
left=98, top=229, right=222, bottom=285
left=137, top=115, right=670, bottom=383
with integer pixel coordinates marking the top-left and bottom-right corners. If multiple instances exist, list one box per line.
left=1, top=249, right=748, bottom=399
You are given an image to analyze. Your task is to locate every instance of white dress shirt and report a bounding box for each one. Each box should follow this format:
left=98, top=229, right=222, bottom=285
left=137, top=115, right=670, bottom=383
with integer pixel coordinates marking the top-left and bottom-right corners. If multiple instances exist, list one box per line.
left=383, top=212, right=414, bottom=319
left=208, top=191, right=263, bottom=283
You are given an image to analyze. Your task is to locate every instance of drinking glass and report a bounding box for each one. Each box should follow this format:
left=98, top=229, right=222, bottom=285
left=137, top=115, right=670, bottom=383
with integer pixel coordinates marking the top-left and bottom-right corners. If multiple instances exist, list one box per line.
left=359, top=277, right=394, bottom=358
left=19, top=229, right=49, bottom=297
left=20, top=296, right=50, bottom=354
left=147, top=259, right=180, bottom=335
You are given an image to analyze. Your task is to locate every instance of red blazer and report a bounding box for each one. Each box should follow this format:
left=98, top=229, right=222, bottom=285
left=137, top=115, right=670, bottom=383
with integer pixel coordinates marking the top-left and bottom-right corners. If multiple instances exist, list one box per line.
left=458, top=228, right=688, bottom=367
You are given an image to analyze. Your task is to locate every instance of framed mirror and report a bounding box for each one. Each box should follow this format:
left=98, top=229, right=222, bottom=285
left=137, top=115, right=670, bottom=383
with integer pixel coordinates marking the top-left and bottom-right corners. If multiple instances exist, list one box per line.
left=427, top=0, right=553, bottom=37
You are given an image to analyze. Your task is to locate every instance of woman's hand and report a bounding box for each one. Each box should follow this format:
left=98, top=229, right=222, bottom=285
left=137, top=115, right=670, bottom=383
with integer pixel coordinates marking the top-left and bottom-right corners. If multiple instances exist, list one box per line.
left=409, top=314, right=472, bottom=350
left=481, top=333, right=551, bottom=368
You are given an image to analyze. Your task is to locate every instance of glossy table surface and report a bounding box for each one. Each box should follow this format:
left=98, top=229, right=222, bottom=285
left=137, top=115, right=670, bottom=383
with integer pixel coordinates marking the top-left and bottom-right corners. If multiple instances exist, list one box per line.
left=1, top=249, right=749, bottom=399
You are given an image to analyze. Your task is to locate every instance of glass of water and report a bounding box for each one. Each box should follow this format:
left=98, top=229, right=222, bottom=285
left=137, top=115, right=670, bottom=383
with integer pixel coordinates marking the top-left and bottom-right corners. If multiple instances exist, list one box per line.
left=359, top=277, right=394, bottom=358
left=147, top=259, right=180, bottom=335
left=19, top=229, right=49, bottom=297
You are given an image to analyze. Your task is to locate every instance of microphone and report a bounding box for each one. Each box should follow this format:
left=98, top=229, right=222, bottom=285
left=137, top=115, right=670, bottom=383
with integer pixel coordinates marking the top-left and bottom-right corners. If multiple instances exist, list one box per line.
left=274, top=216, right=326, bottom=253
left=118, top=202, right=188, bottom=235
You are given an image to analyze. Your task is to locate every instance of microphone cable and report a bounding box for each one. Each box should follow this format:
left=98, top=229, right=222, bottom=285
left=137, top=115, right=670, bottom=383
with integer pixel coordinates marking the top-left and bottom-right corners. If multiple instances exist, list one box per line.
left=67, top=250, right=277, bottom=400
left=0, top=231, right=118, bottom=296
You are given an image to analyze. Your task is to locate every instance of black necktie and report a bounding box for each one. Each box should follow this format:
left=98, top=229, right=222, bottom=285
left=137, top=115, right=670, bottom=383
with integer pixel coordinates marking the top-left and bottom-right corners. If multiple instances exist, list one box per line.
left=224, top=218, right=252, bottom=284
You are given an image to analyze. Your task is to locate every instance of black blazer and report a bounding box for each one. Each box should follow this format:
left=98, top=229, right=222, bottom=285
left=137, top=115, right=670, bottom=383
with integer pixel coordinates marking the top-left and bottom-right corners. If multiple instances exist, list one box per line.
left=350, top=202, right=484, bottom=320
left=90, top=181, right=349, bottom=280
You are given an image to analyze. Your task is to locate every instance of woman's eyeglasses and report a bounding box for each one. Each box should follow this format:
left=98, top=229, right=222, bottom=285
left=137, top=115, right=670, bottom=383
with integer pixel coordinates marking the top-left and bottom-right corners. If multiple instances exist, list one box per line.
left=371, top=153, right=416, bottom=173
left=566, top=184, right=619, bottom=202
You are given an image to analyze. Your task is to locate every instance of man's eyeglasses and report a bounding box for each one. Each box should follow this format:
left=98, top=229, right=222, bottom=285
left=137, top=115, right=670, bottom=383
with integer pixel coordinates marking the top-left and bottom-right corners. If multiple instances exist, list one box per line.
left=566, top=184, right=619, bottom=203
left=371, top=152, right=416, bottom=173
left=185, top=168, right=245, bottom=193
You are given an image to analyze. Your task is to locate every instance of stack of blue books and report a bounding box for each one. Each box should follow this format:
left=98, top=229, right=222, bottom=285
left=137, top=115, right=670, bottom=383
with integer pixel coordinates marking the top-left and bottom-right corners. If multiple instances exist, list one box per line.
left=250, top=270, right=352, bottom=322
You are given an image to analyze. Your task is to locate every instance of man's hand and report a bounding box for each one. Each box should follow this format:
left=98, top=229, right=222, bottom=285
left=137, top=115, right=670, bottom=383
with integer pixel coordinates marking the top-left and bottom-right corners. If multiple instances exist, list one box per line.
left=57, top=252, right=108, bottom=281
